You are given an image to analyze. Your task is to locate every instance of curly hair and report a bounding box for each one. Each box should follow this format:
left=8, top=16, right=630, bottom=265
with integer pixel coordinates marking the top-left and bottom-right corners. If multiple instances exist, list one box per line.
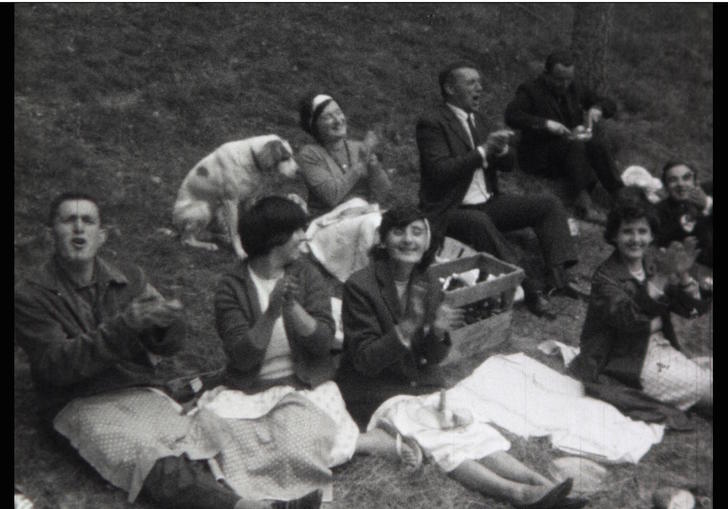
left=604, top=186, right=660, bottom=246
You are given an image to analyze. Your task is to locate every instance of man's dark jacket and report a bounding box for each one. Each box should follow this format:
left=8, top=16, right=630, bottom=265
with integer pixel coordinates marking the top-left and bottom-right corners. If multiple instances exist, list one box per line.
left=504, top=74, right=617, bottom=172
left=416, top=104, right=514, bottom=236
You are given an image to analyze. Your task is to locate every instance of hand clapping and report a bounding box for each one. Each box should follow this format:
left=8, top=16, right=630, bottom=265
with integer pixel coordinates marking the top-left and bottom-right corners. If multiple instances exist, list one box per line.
left=126, top=294, right=184, bottom=331
left=653, top=239, right=701, bottom=280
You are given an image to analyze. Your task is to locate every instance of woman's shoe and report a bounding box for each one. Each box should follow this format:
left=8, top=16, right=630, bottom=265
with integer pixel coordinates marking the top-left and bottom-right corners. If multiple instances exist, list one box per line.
left=514, top=478, right=574, bottom=509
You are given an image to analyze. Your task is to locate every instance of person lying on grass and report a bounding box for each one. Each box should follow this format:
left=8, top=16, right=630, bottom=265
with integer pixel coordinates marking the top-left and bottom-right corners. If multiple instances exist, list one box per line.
left=654, top=161, right=713, bottom=268
left=570, top=186, right=712, bottom=413
left=14, top=191, right=323, bottom=509
left=336, top=204, right=586, bottom=509
left=213, top=196, right=424, bottom=487
left=294, top=92, right=392, bottom=282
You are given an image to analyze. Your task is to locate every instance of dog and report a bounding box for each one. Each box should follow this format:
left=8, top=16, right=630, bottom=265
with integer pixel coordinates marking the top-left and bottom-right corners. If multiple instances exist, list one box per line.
left=173, top=135, right=300, bottom=259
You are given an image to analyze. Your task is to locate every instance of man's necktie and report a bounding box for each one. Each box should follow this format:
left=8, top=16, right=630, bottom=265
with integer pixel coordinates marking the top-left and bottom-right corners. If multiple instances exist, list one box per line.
left=467, top=113, right=482, bottom=148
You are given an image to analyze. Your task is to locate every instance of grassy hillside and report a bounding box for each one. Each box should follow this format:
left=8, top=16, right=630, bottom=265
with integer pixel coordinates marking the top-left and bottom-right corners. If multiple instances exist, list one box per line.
left=15, top=4, right=712, bottom=508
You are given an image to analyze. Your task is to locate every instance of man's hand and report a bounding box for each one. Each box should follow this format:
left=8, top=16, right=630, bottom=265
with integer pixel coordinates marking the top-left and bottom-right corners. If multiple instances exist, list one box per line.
left=685, top=186, right=709, bottom=209
left=126, top=294, right=183, bottom=331
left=483, top=129, right=513, bottom=157
left=586, top=107, right=603, bottom=129
left=545, top=120, right=571, bottom=137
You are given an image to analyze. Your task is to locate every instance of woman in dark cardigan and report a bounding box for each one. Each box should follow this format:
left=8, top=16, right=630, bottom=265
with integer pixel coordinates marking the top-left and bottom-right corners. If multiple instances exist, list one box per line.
left=570, top=187, right=712, bottom=412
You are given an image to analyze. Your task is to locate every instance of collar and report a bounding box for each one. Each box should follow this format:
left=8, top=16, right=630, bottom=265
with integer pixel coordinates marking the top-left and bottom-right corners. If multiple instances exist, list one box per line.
left=27, top=256, right=128, bottom=292
left=446, top=102, right=472, bottom=123
left=601, top=249, right=655, bottom=283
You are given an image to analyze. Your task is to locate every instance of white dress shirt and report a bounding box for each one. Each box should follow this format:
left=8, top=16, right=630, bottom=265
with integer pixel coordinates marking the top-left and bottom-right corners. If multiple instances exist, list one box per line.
left=446, top=103, right=491, bottom=205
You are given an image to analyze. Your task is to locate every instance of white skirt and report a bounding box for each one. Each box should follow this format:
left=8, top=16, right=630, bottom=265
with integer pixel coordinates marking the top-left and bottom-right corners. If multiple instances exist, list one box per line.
left=639, top=333, right=712, bottom=411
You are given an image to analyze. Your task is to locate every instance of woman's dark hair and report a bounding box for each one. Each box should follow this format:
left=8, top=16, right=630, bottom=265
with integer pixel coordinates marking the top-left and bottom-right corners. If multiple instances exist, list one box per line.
left=48, top=191, right=103, bottom=226
left=298, top=92, right=336, bottom=143
left=604, top=186, right=660, bottom=246
left=371, top=203, right=437, bottom=270
left=661, top=160, right=696, bottom=185
left=238, top=196, right=308, bottom=258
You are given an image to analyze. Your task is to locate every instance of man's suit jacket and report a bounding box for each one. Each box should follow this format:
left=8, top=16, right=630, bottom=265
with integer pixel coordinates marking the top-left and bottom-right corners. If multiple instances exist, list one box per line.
left=416, top=104, right=514, bottom=236
left=504, top=74, right=617, bottom=172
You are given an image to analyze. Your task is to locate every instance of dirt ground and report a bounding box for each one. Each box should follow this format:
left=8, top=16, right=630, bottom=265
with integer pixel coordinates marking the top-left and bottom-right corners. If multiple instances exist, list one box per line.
left=14, top=4, right=712, bottom=508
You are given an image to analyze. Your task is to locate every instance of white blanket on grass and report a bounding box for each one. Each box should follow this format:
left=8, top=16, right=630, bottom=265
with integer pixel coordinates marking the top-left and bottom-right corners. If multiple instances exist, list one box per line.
left=370, top=353, right=664, bottom=465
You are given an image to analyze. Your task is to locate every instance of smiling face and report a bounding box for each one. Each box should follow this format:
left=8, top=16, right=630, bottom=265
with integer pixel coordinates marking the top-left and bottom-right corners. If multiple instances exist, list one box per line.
left=384, top=219, right=429, bottom=266
left=664, top=164, right=696, bottom=202
left=52, top=199, right=107, bottom=267
left=445, top=67, right=483, bottom=113
left=614, top=217, right=653, bottom=264
left=315, top=101, right=347, bottom=143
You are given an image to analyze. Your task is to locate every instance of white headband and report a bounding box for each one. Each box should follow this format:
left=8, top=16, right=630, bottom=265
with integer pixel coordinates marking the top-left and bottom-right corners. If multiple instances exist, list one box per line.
left=311, top=94, right=333, bottom=111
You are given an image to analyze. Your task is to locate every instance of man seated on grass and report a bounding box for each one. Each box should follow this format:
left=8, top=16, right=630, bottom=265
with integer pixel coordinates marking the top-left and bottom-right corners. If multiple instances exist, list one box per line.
left=655, top=161, right=713, bottom=268
left=14, top=191, right=321, bottom=509
left=505, top=50, right=623, bottom=221
left=416, top=60, right=584, bottom=320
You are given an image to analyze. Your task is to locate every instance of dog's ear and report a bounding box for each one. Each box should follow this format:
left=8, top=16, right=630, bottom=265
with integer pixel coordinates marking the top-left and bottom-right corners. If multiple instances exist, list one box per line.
left=256, top=139, right=288, bottom=172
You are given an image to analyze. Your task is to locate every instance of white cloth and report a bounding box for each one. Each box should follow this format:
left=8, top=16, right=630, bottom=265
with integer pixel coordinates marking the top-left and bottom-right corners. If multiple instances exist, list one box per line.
left=451, top=353, right=664, bottom=463
left=537, top=339, right=581, bottom=367
left=371, top=353, right=665, bottom=466
left=446, top=103, right=491, bottom=205
left=367, top=393, right=510, bottom=472
left=306, top=197, right=382, bottom=282
left=247, top=267, right=294, bottom=380
left=639, top=333, right=712, bottom=411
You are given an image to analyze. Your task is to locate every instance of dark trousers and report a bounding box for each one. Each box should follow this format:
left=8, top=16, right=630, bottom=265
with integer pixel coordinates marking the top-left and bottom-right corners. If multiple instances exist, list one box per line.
left=141, top=456, right=240, bottom=509
left=532, top=127, right=623, bottom=199
left=446, top=193, right=577, bottom=292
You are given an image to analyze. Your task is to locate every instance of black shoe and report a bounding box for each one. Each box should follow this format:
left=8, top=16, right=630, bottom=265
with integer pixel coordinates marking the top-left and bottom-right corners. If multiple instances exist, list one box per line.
left=524, top=291, right=557, bottom=320
left=271, top=489, right=323, bottom=509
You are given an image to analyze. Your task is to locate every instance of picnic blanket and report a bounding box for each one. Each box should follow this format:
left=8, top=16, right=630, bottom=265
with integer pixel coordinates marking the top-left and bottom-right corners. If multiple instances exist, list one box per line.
left=370, top=353, right=664, bottom=465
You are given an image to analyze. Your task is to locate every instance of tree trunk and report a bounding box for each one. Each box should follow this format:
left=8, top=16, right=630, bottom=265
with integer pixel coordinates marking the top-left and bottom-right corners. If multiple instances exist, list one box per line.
left=571, top=3, right=614, bottom=93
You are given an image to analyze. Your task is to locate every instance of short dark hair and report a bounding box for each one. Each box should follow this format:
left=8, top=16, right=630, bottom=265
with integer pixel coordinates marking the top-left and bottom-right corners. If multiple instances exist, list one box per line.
left=298, top=92, right=336, bottom=143
left=371, top=202, right=437, bottom=269
left=438, top=60, right=480, bottom=98
left=48, top=191, right=102, bottom=226
left=661, top=160, right=696, bottom=185
left=238, top=196, right=308, bottom=258
left=545, top=50, right=575, bottom=73
left=604, top=187, right=660, bottom=246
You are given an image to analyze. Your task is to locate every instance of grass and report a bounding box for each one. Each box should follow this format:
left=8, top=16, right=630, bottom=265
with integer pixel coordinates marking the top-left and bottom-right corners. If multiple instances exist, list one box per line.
left=14, top=4, right=712, bottom=508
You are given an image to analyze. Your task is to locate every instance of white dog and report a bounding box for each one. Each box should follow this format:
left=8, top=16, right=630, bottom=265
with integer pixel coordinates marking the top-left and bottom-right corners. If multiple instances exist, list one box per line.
left=173, top=135, right=300, bottom=259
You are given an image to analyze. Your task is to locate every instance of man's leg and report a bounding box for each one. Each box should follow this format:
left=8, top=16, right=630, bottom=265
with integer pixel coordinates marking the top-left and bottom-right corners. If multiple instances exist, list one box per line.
left=141, top=456, right=249, bottom=509
left=142, top=456, right=322, bottom=509
left=446, top=206, right=554, bottom=317
left=482, top=194, right=577, bottom=271
left=585, top=126, right=624, bottom=197
left=546, top=138, right=599, bottom=201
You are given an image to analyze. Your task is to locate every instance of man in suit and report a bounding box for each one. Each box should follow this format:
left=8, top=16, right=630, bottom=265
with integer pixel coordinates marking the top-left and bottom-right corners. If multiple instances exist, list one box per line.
left=505, top=50, right=623, bottom=220
left=416, top=61, right=584, bottom=319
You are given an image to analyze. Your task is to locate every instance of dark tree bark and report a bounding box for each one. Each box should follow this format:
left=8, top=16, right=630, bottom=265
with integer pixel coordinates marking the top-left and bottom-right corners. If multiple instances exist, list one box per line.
left=571, top=3, right=614, bottom=93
